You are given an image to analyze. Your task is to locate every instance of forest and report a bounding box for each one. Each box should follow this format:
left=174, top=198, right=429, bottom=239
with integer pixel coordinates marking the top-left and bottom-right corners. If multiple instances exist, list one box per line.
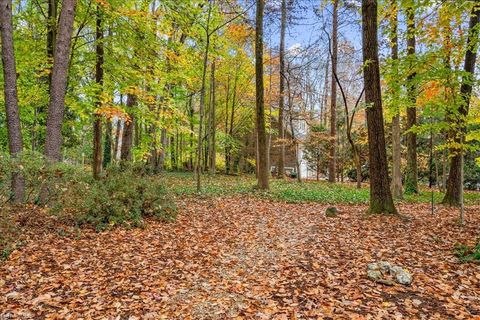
left=1, top=0, right=480, bottom=318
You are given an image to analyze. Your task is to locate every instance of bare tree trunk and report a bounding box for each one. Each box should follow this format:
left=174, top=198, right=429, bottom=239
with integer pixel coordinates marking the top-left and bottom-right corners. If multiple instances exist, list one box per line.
left=209, top=61, right=216, bottom=174
left=227, top=69, right=238, bottom=174
left=289, top=105, right=301, bottom=183
left=224, top=76, right=230, bottom=174
left=434, top=148, right=439, bottom=191
left=277, top=0, right=287, bottom=179
left=44, top=0, right=77, bottom=162
left=405, top=4, right=418, bottom=194
left=188, top=96, right=194, bottom=170
left=441, top=146, right=447, bottom=192
left=255, top=0, right=269, bottom=190
left=93, top=117, right=102, bottom=178
left=327, top=29, right=363, bottom=190
left=328, top=0, right=339, bottom=183
left=322, top=58, right=330, bottom=127
left=159, top=128, right=167, bottom=170
left=47, top=0, right=57, bottom=83
left=196, top=13, right=211, bottom=191
left=390, top=0, right=403, bottom=199
left=121, top=94, right=136, bottom=161
left=93, top=3, right=104, bottom=179
left=103, top=121, right=112, bottom=167
left=113, top=119, right=122, bottom=161
left=362, top=0, right=396, bottom=214
left=0, top=0, right=25, bottom=202
left=443, top=2, right=480, bottom=206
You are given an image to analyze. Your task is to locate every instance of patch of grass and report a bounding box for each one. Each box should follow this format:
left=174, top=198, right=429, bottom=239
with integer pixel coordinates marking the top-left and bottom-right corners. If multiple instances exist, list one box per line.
left=267, top=180, right=369, bottom=204
left=164, top=172, right=480, bottom=206
left=454, top=242, right=480, bottom=263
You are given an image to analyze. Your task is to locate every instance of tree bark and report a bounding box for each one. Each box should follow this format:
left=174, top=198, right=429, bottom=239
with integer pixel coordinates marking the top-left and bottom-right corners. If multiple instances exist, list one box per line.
left=93, top=3, right=104, bottom=179
left=44, top=0, right=77, bottom=162
left=328, top=0, right=339, bottom=183
left=404, top=4, right=418, bottom=194
left=255, top=0, right=269, bottom=190
left=224, top=75, right=230, bottom=174
left=443, top=2, right=480, bottom=206
left=362, top=0, right=396, bottom=214
left=277, top=0, right=287, bottom=179
left=113, top=119, right=122, bottom=161
left=195, top=2, right=212, bottom=191
left=322, top=58, right=330, bottom=127
left=121, top=94, right=136, bottom=161
left=93, top=117, right=102, bottom=178
left=390, top=0, right=403, bottom=199
left=209, top=61, right=216, bottom=174
left=47, top=0, right=57, bottom=86
left=103, top=121, right=112, bottom=167
left=159, top=128, right=167, bottom=170
left=0, top=0, right=25, bottom=202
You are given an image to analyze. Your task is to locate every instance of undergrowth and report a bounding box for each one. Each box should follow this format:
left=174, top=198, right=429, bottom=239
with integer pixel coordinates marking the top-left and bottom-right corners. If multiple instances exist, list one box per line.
left=455, top=242, right=480, bottom=263
left=1, top=153, right=177, bottom=260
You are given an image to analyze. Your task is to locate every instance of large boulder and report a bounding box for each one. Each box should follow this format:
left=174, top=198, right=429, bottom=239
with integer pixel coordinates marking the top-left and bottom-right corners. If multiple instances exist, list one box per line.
left=367, top=261, right=413, bottom=286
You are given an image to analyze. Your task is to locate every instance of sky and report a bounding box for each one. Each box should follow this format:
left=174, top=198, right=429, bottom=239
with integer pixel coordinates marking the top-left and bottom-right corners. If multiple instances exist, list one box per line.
left=264, top=0, right=363, bottom=56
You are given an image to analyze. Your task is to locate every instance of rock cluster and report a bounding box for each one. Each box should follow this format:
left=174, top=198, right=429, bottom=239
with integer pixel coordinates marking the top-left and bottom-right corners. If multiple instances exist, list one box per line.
left=367, top=261, right=413, bottom=286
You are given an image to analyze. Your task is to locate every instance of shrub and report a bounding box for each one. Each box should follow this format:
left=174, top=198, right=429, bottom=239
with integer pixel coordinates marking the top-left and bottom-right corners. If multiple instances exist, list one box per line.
left=1, top=152, right=176, bottom=232
left=455, top=242, right=480, bottom=263
left=52, top=163, right=176, bottom=231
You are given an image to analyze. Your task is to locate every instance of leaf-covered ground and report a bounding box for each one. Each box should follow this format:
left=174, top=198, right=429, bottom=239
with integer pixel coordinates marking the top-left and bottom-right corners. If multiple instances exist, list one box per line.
left=1, top=196, right=480, bottom=319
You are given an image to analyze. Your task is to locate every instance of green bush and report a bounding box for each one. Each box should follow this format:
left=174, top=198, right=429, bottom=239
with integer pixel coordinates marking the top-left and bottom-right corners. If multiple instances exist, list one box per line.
left=455, top=242, right=480, bottom=263
left=1, top=152, right=176, bottom=231
left=0, top=151, right=86, bottom=204
left=51, top=164, right=177, bottom=231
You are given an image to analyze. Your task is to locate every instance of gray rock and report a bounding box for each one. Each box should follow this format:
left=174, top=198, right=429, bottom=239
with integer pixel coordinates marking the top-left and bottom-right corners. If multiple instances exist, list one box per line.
left=325, top=207, right=338, bottom=217
left=367, top=269, right=382, bottom=281
left=392, top=267, right=413, bottom=285
left=366, top=261, right=413, bottom=286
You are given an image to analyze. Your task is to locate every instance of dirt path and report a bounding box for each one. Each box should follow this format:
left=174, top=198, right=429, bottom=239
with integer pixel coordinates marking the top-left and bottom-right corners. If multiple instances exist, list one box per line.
left=1, top=197, right=479, bottom=319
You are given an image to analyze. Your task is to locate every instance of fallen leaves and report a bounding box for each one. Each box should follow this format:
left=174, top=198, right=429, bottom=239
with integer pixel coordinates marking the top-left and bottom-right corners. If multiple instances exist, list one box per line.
left=1, top=196, right=479, bottom=319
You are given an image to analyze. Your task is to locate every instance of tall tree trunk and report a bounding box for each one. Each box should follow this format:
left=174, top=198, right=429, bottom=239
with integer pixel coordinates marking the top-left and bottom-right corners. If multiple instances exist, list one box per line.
left=390, top=0, right=403, bottom=199
left=103, top=121, right=112, bottom=168
left=47, top=0, right=57, bottom=85
left=404, top=4, right=418, bottom=194
left=113, top=119, right=122, bottom=161
left=288, top=93, right=301, bottom=183
left=226, top=68, right=238, bottom=174
left=209, top=61, right=216, bottom=174
left=93, top=118, right=102, bottom=178
left=443, top=2, right=480, bottom=206
left=328, top=0, right=339, bottom=183
left=188, top=96, right=194, bottom=170
left=362, top=0, right=396, bottom=214
left=322, top=58, right=330, bottom=127
left=44, top=0, right=77, bottom=162
left=121, top=94, right=136, bottom=161
left=93, top=3, right=104, bottom=179
left=441, top=146, right=447, bottom=192
left=224, top=76, right=230, bottom=174
left=195, top=3, right=212, bottom=191
left=277, top=0, right=287, bottom=179
left=0, top=0, right=25, bottom=202
left=255, top=0, right=269, bottom=190
left=159, top=128, right=167, bottom=170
